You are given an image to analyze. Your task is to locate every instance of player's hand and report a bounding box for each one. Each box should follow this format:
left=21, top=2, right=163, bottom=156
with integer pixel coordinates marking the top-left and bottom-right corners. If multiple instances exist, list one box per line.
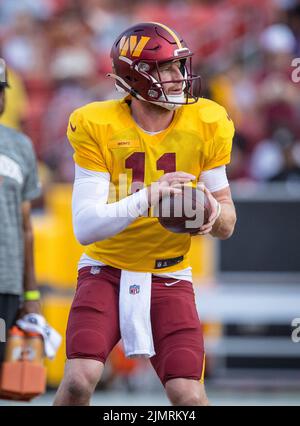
left=148, top=172, right=195, bottom=205
left=18, top=300, right=42, bottom=319
left=196, top=183, right=221, bottom=235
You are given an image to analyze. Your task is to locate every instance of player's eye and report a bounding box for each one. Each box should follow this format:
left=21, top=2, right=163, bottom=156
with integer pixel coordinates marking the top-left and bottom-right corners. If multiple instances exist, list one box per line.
left=158, top=61, right=183, bottom=74
left=159, top=65, right=171, bottom=72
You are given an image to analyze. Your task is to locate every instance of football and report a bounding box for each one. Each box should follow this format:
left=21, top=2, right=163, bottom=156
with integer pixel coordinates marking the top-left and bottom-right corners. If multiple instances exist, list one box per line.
left=157, top=186, right=211, bottom=234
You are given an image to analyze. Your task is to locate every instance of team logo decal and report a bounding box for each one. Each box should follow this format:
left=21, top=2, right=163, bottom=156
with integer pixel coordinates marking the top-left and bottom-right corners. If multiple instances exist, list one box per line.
left=129, top=284, right=140, bottom=295
left=119, top=36, right=150, bottom=57
left=90, top=266, right=101, bottom=275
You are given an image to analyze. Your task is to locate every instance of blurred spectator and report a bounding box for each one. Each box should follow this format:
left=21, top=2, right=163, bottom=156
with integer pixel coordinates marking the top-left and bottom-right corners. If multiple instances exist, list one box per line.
left=0, top=0, right=299, bottom=184
left=256, top=23, right=299, bottom=136
left=40, top=45, right=103, bottom=181
left=0, top=67, right=28, bottom=130
left=250, top=127, right=300, bottom=182
left=227, top=132, right=251, bottom=181
left=2, top=12, right=48, bottom=80
left=271, top=139, right=300, bottom=182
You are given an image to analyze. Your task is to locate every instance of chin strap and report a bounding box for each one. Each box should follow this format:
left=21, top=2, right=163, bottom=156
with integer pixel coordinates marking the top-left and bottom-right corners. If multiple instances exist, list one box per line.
left=151, top=93, right=185, bottom=111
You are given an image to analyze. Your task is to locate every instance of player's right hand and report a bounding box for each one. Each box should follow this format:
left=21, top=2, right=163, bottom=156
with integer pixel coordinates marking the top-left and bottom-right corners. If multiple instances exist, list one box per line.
left=147, top=172, right=195, bottom=205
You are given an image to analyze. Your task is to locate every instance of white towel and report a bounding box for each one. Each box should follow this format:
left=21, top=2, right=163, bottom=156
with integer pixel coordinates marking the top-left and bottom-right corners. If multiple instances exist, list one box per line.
left=119, top=270, right=155, bottom=358
left=16, top=313, right=62, bottom=359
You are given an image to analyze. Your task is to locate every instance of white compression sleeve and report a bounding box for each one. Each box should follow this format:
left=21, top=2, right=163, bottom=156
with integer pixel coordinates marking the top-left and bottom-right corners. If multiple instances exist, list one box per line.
left=72, top=165, right=149, bottom=245
left=199, top=165, right=229, bottom=193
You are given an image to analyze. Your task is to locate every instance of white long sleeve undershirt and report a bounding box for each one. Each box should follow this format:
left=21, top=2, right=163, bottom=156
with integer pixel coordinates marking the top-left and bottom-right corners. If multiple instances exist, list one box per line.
left=72, top=164, right=228, bottom=246
left=72, top=164, right=149, bottom=245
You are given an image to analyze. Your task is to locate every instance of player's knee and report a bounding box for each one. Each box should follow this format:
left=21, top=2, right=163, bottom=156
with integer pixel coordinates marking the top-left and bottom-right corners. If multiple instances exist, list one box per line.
left=63, top=364, right=100, bottom=401
left=166, top=381, right=208, bottom=406
left=170, top=393, right=208, bottom=406
left=64, top=375, right=93, bottom=401
left=183, top=392, right=209, bottom=406
left=68, top=378, right=89, bottom=399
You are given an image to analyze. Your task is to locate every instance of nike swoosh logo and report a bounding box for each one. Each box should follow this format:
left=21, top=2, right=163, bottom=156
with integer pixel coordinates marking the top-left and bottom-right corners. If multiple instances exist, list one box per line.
left=164, top=280, right=181, bottom=287
left=70, top=122, right=76, bottom=132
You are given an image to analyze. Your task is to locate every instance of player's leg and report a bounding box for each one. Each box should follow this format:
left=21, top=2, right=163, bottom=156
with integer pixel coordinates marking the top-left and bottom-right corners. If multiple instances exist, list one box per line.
left=53, top=266, right=121, bottom=406
left=165, top=378, right=209, bottom=406
left=53, top=358, right=104, bottom=406
left=150, top=277, right=209, bottom=406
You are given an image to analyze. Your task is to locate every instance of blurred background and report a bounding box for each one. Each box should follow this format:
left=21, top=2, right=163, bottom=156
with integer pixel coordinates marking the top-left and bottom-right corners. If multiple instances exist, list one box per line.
left=0, top=0, right=300, bottom=405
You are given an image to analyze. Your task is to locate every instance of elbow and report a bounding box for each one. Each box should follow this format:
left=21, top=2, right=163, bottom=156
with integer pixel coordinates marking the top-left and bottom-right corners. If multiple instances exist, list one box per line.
left=75, top=232, right=91, bottom=246
left=74, top=222, right=107, bottom=245
left=219, top=228, right=234, bottom=240
left=219, top=215, right=237, bottom=240
left=73, top=223, right=93, bottom=246
left=73, top=209, right=97, bottom=245
left=77, top=238, right=91, bottom=246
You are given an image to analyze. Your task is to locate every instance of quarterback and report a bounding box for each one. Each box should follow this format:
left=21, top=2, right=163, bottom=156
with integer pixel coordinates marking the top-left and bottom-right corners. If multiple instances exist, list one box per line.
left=54, top=22, right=236, bottom=406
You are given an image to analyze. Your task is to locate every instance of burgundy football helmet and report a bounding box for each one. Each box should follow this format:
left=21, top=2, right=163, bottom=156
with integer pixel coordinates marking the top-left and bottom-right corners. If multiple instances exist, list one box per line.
left=107, top=22, right=201, bottom=109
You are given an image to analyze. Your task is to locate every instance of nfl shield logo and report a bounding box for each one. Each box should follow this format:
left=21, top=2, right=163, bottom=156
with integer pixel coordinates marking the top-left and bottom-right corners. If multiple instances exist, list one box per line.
left=129, top=284, right=140, bottom=295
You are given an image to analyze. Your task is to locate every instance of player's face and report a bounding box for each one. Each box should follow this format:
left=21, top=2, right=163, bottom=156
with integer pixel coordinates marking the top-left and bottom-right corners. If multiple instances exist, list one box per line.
left=0, top=87, right=5, bottom=116
left=153, top=60, right=184, bottom=95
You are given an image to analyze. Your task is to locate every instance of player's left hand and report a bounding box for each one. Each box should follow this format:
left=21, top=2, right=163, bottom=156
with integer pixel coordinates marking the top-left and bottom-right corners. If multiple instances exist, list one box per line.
left=196, top=184, right=221, bottom=235
left=18, top=300, right=41, bottom=319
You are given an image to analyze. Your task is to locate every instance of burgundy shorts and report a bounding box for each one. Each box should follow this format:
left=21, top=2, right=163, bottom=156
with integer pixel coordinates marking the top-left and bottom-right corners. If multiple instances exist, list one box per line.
left=66, top=266, right=205, bottom=386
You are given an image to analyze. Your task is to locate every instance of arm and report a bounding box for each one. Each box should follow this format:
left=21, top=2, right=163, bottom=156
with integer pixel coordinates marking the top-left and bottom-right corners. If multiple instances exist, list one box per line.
left=198, top=166, right=237, bottom=240
left=20, top=201, right=41, bottom=315
left=73, top=165, right=195, bottom=245
left=209, top=186, right=236, bottom=240
left=72, top=165, right=149, bottom=245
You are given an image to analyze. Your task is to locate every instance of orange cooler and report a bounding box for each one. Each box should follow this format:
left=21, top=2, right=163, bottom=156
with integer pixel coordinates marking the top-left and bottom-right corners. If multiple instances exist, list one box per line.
left=0, top=327, right=47, bottom=401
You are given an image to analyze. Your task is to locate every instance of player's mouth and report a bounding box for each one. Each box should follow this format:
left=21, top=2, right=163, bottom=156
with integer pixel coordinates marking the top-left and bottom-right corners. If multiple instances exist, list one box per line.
left=168, top=88, right=183, bottom=95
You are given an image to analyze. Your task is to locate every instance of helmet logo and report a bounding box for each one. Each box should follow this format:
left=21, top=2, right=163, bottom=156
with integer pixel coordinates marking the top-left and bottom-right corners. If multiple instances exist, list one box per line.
left=148, top=89, right=159, bottom=99
left=119, top=35, right=150, bottom=58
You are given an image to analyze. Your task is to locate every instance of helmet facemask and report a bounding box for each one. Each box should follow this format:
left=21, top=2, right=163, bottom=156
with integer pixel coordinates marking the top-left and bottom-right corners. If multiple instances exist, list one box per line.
left=108, top=55, right=201, bottom=111
left=141, top=56, right=201, bottom=110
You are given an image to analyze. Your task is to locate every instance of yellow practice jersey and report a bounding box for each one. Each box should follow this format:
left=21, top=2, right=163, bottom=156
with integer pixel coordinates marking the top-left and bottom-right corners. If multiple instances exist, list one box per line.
left=67, top=96, right=234, bottom=272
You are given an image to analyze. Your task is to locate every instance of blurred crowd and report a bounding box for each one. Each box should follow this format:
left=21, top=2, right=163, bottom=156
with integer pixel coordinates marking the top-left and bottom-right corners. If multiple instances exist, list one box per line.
left=0, top=0, right=300, bottom=184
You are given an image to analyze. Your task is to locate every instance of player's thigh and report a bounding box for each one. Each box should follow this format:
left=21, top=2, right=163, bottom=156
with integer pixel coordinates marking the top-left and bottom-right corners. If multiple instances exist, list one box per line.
left=66, top=267, right=121, bottom=364
left=150, top=278, right=205, bottom=386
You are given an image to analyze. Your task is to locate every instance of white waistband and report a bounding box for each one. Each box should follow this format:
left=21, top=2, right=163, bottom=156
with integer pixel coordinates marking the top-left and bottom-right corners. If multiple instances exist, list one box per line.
left=78, top=253, right=193, bottom=282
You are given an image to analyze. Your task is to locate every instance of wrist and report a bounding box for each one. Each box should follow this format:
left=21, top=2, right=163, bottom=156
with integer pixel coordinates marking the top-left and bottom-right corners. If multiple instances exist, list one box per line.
left=209, top=201, right=222, bottom=236
left=147, top=182, right=160, bottom=206
left=128, top=188, right=150, bottom=216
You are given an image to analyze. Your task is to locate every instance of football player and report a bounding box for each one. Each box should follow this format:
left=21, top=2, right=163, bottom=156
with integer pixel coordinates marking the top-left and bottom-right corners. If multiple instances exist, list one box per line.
left=54, top=22, right=236, bottom=406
